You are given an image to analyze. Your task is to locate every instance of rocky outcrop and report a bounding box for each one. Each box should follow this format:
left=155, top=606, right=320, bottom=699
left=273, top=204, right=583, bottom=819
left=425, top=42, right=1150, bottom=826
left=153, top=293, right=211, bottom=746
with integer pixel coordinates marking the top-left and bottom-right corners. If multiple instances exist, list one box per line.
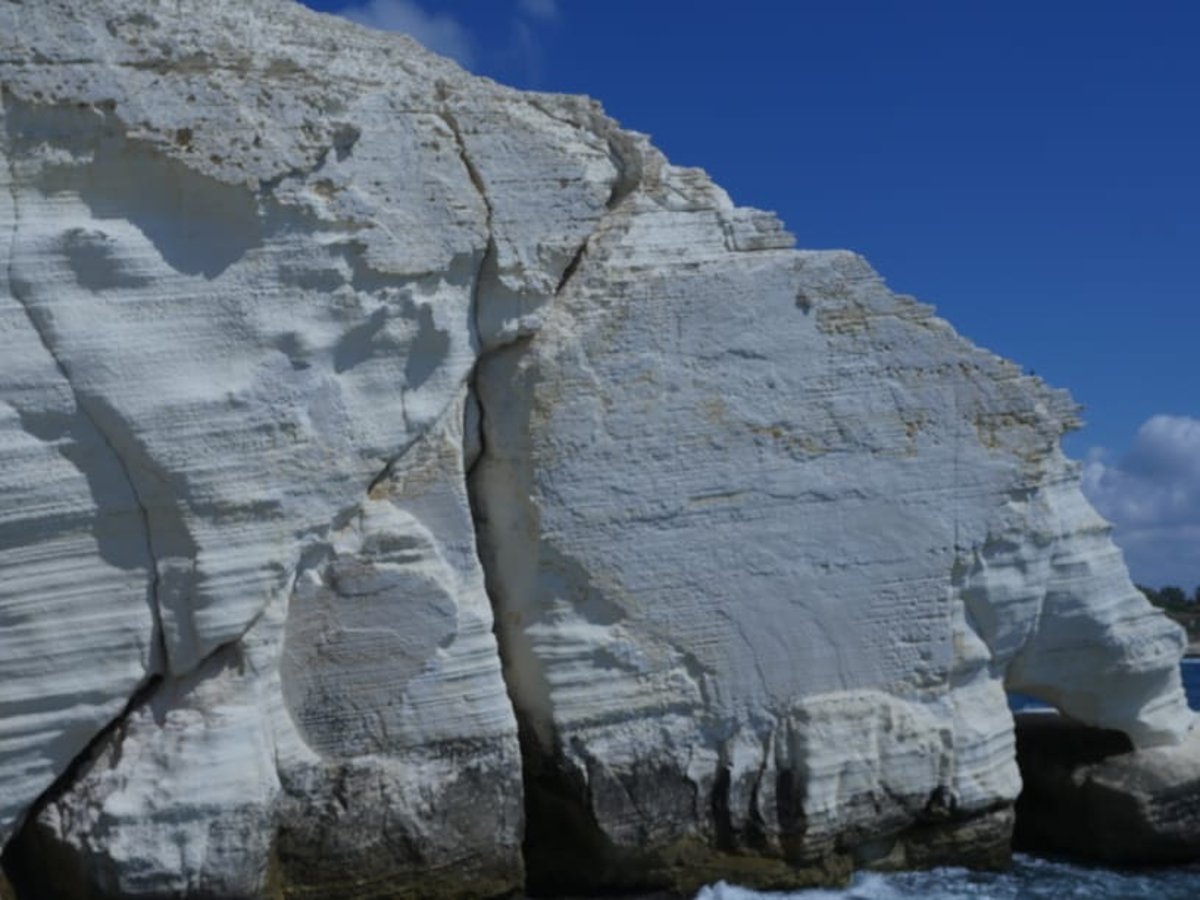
left=0, top=2, right=533, bottom=894
left=468, top=144, right=1193, bottom=892
left=1014, top=713, right=1200, bottom=865
left=0, top=1, right=1194, bottom=897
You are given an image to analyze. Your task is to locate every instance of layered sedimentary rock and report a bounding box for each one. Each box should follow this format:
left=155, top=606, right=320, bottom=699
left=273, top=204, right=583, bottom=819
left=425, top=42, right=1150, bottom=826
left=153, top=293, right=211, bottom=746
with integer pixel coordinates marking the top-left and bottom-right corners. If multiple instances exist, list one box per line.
left=469, top=145, right=1194, bottom=892
left=0, top=1, right=1195, bottom=897
left=0, top=2, right=537, bottom=894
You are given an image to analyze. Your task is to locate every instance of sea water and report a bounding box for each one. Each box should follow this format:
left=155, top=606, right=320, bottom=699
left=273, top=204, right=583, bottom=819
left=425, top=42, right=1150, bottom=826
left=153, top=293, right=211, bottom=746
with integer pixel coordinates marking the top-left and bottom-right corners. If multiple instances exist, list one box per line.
left=693, top=660, right=1200, bottom=900
left=696, top=855, right=1200, bottom=900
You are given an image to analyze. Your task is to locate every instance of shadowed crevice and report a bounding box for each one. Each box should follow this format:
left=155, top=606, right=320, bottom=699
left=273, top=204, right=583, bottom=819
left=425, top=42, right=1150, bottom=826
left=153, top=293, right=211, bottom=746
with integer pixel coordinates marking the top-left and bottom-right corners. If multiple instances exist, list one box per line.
left=0, top=630, right=267, bottom=899
left=454, top=90, right=678, bottom=895
left=0, top=671, right=163, bottom=898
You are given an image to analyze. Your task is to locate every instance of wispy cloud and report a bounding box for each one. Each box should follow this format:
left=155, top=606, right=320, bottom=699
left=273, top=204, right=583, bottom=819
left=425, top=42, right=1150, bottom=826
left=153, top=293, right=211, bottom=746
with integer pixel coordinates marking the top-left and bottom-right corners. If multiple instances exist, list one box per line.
left=518, top=0, right=559, bottom=21
left=505, top=19, right=544, bottom=86
left=339, top=0, right=474, bottom=68
left=1082, top=414, right=1200, bottom=588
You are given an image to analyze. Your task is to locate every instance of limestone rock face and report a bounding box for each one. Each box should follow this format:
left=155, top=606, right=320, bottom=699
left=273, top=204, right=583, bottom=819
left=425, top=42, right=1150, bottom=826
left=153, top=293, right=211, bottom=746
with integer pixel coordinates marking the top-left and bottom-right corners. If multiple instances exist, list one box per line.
left=0, top=1, right=548, bottom=893
left=470, top=140, right=1194, bottom=892
left=0, top=0, right=1194, bottom=896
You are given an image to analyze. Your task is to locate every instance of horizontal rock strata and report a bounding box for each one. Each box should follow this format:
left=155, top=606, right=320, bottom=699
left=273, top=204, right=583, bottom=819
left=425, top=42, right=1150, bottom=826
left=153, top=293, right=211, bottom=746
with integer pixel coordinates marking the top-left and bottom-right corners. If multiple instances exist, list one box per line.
left=0, top=0, right=1195, bottom=896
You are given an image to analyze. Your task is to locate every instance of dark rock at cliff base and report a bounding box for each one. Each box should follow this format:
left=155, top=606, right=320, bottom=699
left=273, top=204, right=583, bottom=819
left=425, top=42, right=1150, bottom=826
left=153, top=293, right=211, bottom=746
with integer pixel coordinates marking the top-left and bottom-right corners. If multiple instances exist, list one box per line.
left=1014, top=712, right=1200, bottom=865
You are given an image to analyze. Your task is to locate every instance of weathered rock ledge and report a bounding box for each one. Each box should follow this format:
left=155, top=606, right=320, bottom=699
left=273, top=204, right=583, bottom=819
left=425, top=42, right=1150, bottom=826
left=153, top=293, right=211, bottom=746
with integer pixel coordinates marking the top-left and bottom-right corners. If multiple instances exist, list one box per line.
left=0, top=1, right=1196, bottom=897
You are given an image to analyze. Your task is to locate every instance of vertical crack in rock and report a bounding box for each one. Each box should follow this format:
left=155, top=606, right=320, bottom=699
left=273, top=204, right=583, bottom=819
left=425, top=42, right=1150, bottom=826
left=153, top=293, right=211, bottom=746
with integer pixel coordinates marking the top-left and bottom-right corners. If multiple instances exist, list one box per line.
left=440, top=89, right=617, bottom=897
left=457, top=105, right=649, bottom=894
left=434, top=96, right=581, bottom=891
left=366, top=93, right=494, bottom=498
left=711, top=754, right=736, bottom=854
left=745, top=730, right=774, bottom=851
left=2, top=135, right=169, bottom=675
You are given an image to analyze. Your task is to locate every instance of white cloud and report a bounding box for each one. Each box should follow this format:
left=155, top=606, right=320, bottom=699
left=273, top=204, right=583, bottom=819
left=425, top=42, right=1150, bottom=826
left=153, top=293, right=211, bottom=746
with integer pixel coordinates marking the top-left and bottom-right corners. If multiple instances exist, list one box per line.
left=1082, top=414, right=1200, bottom=588
left=339, top=1, right=473, bottom=68
left=518, top=0, right=559, bottom=20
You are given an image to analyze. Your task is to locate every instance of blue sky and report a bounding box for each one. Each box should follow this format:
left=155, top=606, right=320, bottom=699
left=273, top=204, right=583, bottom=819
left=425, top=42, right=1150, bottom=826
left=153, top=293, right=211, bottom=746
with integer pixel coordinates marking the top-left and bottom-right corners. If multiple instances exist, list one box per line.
left=300, top=1, right=1199, bottom=588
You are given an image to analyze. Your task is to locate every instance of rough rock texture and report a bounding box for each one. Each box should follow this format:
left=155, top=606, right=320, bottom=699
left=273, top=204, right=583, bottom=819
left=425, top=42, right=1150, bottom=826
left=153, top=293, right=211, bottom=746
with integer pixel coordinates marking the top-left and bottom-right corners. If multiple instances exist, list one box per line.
left=469, top=140, right=1195, bottom=892
left=1014, top=713, right=1200, bottom=865
left=0, top=0, right=1195, bottom=897
left=0, top=2, right=534, bottom=895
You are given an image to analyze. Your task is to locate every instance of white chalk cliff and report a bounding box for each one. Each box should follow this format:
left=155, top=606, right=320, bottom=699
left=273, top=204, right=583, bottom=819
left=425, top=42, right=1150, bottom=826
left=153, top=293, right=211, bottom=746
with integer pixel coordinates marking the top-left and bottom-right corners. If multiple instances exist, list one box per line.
left=0, top=1, right=1193, bottom=896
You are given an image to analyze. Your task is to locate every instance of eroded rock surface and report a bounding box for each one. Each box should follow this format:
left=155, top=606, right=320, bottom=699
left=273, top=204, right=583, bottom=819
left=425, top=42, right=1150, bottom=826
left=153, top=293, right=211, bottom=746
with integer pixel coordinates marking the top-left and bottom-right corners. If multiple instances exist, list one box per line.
left=0, top=1, right=545, bottom=893
left=0, top=0, right=1194, bottom=897
left=1014, top=713, right=1200, bottom=865
left=470, top=144, right=1194, bottom=892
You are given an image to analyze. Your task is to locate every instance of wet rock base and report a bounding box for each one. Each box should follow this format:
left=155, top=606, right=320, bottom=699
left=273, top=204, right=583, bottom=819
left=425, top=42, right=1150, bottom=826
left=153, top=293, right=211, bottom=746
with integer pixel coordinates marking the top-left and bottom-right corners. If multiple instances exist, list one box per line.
left=1014, top=712, right=1200, bottom=865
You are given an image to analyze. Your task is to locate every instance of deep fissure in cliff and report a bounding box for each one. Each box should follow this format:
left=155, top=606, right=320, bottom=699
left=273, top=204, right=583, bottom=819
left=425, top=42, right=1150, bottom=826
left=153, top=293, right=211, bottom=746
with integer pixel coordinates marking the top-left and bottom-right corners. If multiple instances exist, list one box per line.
left=465, top=341, right=637, bottom=894
left=459, top=219, right=612, bottom=900
left=452, top=94, right=651, bottom=893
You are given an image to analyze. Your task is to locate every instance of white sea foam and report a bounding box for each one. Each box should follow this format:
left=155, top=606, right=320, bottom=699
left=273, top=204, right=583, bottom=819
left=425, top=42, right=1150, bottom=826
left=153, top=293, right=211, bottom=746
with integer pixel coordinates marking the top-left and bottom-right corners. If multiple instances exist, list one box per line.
left=693, top=856, right=1200, bottom=900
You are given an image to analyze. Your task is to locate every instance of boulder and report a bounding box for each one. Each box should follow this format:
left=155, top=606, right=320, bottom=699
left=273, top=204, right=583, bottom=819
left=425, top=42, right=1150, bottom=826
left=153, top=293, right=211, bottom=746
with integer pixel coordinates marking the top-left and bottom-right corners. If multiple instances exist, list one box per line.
left=1015, top=713, right=1200, bottom=865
